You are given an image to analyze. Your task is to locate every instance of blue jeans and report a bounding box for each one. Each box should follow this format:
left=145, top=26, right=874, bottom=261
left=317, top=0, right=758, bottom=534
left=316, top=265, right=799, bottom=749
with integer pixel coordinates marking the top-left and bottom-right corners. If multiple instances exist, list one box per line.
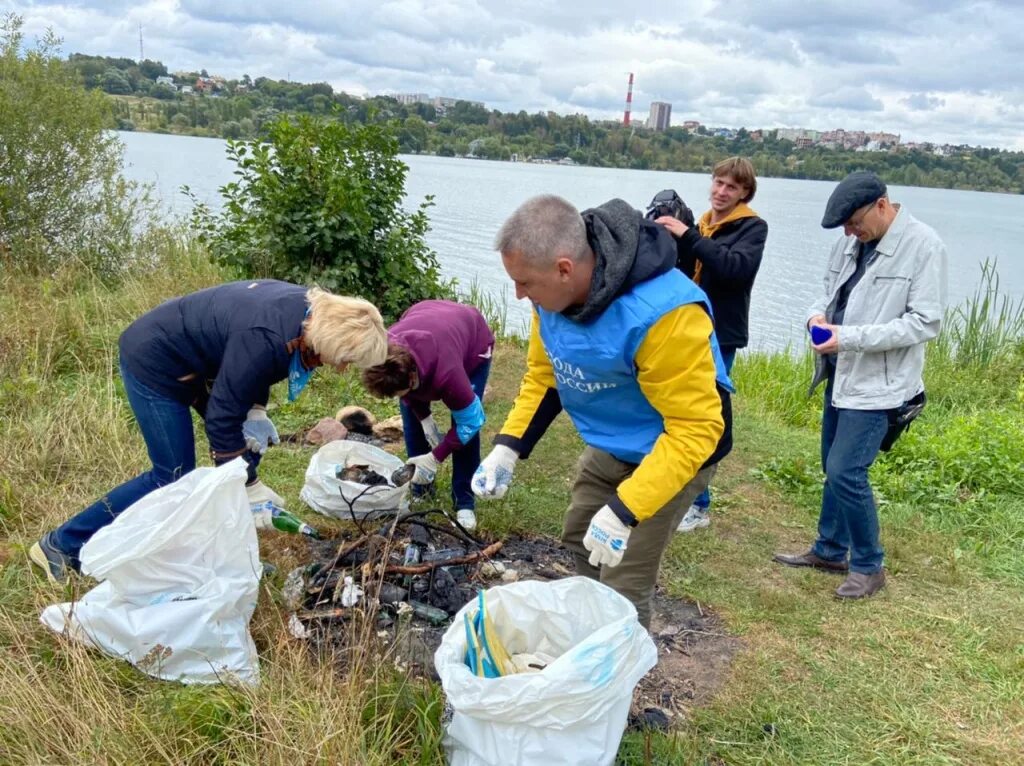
left=53, top=363, right=199, bottom=567
left=400, top=359, right=491, bottom=511
left=692, top=347, right=736, bottom=511
left=811, top=377, right=889, bottom=574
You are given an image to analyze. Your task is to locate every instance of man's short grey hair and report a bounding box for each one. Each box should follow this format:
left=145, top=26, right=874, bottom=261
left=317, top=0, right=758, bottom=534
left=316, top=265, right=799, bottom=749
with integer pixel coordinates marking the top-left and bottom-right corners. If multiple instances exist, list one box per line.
left=494, top=194, right=590, bottom=263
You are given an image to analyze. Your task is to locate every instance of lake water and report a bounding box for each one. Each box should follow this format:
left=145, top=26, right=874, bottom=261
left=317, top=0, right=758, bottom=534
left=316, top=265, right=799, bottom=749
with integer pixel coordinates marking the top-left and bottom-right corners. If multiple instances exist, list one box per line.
left=117, top=131, right=1024, bottom=351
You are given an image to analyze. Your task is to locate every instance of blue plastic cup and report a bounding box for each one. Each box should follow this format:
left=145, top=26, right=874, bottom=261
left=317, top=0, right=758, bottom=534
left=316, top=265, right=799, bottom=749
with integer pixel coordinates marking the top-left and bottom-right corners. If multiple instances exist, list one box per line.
left=810, top=326, right=833, bottom=345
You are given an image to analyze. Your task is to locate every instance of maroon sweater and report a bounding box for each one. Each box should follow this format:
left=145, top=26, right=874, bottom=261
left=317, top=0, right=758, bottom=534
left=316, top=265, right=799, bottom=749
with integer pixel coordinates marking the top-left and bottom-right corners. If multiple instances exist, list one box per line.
left=391, top=301, right=495, bottom=461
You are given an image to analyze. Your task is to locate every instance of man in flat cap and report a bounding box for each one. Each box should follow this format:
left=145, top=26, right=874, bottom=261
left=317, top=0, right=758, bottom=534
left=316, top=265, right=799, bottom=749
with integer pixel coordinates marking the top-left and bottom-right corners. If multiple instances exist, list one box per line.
left=773, top=171, right=947, bottom=599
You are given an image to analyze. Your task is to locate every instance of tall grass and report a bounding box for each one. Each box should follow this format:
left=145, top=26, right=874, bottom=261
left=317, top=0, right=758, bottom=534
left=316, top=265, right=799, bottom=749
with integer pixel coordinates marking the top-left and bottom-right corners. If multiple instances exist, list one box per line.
left=459, top=279, right=527, bottom=342
left=932, top=259, right=1024, bottom=369
left=0, top=238, right=449, bottom=765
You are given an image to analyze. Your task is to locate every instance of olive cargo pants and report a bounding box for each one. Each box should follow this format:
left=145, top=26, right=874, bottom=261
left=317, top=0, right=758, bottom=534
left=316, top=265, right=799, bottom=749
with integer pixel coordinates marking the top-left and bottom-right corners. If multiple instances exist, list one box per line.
left=562, top=446, right=715, bottom=629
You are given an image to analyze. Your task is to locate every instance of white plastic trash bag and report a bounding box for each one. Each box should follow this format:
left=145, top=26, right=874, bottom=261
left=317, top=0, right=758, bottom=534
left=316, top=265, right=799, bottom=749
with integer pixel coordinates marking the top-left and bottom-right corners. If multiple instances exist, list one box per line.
left=300, top=440, right=410, bottom=519
left=435, top=577, right=658, bottom=766
left=40, top=458, right=262, bottom=685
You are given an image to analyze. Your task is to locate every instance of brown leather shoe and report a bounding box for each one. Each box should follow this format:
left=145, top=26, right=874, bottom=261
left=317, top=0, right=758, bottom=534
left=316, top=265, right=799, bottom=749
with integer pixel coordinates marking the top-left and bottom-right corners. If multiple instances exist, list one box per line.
left=835, top=570, right=886, bottom=599
left=772, top=549, right=849, bottom=573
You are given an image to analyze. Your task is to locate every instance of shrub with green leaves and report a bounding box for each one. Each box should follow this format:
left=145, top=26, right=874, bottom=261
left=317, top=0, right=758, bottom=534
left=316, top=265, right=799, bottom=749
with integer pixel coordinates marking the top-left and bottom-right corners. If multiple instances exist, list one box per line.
left=190, top=112, right=453, bottom=321
left=0, top=13, right=155, bottom=278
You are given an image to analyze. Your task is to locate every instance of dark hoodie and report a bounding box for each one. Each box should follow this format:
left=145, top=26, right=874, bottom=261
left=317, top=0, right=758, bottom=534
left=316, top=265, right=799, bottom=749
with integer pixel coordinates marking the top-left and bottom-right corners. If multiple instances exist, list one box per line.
left=563, top=199, right=679, bottom=323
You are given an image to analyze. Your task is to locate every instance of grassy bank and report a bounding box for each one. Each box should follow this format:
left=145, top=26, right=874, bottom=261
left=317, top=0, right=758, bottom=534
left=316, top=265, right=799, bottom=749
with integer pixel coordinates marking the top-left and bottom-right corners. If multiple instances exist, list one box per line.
left=1, top=245, right=1022, bottom=764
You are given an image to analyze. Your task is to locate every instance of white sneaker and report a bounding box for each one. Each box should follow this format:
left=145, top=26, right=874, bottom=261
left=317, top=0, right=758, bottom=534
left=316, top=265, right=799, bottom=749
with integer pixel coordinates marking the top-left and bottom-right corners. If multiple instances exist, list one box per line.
left=456, top=508, right=477, bottom=531
left=676, top=504, right=710, bottom=533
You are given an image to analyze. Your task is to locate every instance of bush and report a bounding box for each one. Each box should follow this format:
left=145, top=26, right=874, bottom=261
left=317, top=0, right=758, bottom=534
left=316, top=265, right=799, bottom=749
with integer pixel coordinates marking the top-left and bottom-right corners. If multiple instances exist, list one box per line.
left=0, top=13, right=156, bottom=278
left=189, top=112, right=453, bottom=320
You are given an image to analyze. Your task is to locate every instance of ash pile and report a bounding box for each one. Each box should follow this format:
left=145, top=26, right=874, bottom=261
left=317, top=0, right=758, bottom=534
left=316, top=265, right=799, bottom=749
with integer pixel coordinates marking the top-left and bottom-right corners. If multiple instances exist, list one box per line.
left=280, top=511, right=574, bottom=676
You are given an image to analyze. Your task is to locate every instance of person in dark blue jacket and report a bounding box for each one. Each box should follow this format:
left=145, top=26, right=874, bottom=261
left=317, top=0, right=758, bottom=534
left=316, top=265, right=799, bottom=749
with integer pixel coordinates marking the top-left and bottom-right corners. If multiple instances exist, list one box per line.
left=29, top=280, right=387, bottom=583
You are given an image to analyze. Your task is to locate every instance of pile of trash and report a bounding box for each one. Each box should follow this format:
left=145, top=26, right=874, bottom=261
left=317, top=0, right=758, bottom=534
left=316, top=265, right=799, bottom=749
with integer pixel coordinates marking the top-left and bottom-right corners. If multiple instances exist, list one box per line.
left=280, top=509, right=499, bottom=661
left=277, top=516, right=588, bottom=674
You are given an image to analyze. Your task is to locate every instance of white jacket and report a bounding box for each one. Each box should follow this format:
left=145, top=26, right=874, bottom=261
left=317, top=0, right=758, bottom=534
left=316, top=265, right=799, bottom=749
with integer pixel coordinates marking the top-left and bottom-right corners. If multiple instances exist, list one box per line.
left=807, top=205, right=948, bottom=410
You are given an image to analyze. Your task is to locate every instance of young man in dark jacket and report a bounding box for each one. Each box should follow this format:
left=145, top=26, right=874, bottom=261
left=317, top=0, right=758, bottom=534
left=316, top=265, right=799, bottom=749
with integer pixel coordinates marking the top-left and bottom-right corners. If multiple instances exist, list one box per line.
left=655, top=156, right=767, bottom=532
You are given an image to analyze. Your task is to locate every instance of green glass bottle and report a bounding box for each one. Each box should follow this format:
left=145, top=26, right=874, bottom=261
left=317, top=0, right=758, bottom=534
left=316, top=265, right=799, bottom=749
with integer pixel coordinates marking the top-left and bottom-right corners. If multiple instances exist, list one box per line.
left=270, top=507, right=322, bottom=539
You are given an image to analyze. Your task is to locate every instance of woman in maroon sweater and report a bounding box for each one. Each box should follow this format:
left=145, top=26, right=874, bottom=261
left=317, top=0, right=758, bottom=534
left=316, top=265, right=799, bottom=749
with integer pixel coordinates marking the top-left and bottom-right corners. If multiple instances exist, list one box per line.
left=362, top=300, right=495, bottom=529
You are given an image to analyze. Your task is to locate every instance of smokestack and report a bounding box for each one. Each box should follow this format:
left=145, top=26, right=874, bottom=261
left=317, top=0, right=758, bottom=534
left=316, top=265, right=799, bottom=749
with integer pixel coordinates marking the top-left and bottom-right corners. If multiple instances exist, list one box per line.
left=624, top=72, right=634, bottom=126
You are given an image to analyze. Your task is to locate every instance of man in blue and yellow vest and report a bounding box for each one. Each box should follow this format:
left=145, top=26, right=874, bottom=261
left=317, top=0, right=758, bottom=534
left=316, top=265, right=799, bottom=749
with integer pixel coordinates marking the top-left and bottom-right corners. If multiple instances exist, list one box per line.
left=472, top=194, right=733, bottom=628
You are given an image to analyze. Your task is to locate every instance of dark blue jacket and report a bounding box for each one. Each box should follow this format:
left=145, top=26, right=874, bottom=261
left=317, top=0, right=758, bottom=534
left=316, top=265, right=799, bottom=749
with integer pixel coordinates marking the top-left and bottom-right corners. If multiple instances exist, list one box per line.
left=119, top=280, right=308, bottom=462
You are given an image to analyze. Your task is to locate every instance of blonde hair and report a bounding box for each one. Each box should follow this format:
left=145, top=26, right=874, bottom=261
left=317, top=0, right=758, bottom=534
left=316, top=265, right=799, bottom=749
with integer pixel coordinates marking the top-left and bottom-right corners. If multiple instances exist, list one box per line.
left=303, top=288, right=387, bottom=368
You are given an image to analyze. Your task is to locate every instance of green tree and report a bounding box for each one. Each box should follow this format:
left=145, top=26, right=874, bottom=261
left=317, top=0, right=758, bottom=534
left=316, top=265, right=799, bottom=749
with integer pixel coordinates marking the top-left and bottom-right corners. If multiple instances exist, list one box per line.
left=189, top=113, right=453, bottom=320
left=0, top=14, right=153, bottom=275
left=101, top=67, right=132, bottom=94
left=138, top=58, right=167, bottom=79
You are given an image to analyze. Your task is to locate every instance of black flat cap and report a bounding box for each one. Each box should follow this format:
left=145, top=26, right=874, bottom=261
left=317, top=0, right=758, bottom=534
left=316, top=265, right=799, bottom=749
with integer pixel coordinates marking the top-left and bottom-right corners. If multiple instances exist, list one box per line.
left=821, top=171, right=887, bottom=229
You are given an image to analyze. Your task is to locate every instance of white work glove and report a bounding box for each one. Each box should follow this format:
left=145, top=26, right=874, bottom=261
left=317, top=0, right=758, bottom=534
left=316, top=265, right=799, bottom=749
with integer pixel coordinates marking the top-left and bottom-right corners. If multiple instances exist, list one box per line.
left=407, top=452, right=440, bottom=486
left=246, top=480, right=285, bottom=529
left=242, top=407, right=280, bottom=454
left=471, top=445, right=518, bottom=500
left=583, top=506, right=632, bottom=568
left=420, top=415, right=443, bottom=449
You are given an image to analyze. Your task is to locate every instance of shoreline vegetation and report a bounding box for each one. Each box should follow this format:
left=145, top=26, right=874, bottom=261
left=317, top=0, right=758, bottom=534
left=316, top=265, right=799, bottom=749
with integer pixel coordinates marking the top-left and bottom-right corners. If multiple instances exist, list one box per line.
left=3, top=15, right=1023, bottom=763
left=65, top=53, right=1024, bottom=196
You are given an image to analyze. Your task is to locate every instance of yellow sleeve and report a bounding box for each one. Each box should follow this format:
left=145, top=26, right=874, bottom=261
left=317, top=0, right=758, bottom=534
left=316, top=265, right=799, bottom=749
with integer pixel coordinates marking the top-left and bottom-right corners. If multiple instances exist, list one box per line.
left=614, top=304, right=724, bottom=522
left=494, top=311, right=563, bottom=457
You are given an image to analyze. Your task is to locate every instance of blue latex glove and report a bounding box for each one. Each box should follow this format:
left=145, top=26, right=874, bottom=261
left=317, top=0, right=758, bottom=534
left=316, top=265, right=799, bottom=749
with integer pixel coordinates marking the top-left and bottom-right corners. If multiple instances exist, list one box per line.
left=583, top=506, right=631, bottom=568
left=243, top=407, right=279, bottom=454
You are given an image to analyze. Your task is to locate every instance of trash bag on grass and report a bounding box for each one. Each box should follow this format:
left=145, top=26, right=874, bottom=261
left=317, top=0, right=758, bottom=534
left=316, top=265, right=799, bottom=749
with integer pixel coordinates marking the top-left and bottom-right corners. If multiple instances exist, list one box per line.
left=435, top=577, right=657, bottom=766
left=40, top=458, right=261, bottom=685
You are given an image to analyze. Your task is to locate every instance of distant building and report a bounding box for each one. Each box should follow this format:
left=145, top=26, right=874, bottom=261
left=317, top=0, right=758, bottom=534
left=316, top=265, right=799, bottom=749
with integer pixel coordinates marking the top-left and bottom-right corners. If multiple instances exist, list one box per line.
left=647, top=101, right=672, bottom=131
left=868, top=131, right=901, bottom=147
left=434, top=96, right=486, bottom=114
left=777, top=128, right=820, bottom=143
left=395, top=93, right=430, bottom=105
left=682, top=120, right=701, bottom=131
left=392, top=93, right=485, bottom=114
left=155, top=75, right=174, bottom=86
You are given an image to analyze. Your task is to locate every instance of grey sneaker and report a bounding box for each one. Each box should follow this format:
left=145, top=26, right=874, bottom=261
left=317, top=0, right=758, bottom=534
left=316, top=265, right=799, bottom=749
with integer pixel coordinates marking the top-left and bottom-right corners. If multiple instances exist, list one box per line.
left=29, top=531, right=73, bottom=584
left=676, top=504, right=710, bottom=533
left=455, top=508, right=477, bottom=531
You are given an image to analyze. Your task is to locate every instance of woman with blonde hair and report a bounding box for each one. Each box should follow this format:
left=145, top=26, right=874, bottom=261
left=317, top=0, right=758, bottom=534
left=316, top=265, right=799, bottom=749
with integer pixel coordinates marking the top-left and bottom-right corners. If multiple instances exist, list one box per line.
left=30, top=279, right=387, bottom=583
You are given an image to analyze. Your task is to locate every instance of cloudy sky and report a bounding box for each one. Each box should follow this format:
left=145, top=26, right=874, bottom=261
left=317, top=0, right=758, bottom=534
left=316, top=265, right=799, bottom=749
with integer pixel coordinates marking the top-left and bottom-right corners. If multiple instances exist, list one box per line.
left=10, top=0, right=1024, bottom=148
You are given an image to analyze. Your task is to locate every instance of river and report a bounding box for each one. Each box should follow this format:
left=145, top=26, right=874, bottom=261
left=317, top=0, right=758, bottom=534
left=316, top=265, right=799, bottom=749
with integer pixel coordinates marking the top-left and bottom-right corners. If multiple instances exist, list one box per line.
left=116, top=131, right=1024, bottom=351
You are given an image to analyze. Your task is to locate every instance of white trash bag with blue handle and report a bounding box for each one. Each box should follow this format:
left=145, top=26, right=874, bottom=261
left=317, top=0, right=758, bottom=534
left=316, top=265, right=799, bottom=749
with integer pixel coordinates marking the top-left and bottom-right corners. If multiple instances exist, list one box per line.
left=435, top=577, right=657, bottom=766
left=40, top=458, right=262, bottom=685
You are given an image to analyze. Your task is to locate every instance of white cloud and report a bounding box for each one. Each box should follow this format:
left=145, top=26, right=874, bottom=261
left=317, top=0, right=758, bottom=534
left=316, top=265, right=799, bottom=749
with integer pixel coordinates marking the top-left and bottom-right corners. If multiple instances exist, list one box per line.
left=9, top=0, right=1024, bottom=147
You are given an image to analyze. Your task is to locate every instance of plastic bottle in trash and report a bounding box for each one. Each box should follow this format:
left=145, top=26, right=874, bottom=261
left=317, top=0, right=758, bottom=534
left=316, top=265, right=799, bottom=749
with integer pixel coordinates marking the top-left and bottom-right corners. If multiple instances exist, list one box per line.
left=253, top=502, right=322, bottom=539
